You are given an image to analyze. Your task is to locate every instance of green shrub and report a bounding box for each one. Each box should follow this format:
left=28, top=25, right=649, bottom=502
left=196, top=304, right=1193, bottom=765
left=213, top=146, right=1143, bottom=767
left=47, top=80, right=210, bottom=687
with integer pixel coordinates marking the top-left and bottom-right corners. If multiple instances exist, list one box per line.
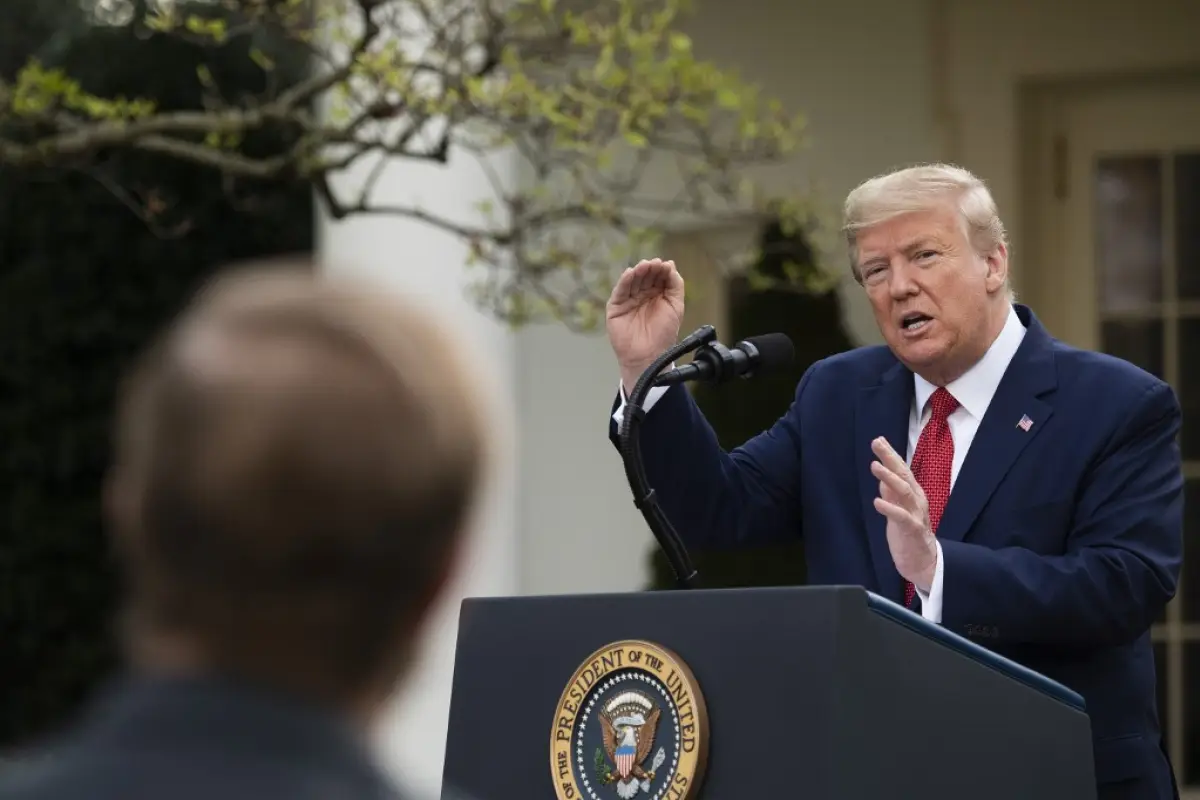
left=0, top=10, right=312, bottom=747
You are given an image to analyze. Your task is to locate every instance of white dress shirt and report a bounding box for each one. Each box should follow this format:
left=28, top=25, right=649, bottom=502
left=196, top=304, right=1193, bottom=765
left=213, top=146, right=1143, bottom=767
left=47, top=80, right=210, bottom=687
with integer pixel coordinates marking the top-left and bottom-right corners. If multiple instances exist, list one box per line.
left=909, top=305, right=1026, bottom=621
left=612, top=305, right=1027, bottom=623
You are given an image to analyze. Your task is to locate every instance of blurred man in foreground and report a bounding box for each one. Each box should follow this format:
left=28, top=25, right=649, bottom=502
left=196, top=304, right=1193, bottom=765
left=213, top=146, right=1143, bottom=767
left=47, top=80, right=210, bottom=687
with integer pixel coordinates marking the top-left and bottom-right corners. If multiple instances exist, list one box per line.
left=0, top=264, right=491, bottom=800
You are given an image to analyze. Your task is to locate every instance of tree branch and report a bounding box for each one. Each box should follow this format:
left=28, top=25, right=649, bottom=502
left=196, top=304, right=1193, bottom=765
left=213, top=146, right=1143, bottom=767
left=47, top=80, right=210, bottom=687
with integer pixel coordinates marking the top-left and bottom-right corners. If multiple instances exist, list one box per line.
left=133, top=134, right=295, bottom=178
left=0, top=0, right=825, bottom=331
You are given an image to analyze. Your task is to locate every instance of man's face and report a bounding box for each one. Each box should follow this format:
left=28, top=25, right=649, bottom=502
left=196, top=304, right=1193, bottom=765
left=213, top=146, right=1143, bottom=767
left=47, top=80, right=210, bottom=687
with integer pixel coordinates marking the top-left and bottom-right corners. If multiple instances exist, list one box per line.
left=855, top=202, right=1008, bottom=384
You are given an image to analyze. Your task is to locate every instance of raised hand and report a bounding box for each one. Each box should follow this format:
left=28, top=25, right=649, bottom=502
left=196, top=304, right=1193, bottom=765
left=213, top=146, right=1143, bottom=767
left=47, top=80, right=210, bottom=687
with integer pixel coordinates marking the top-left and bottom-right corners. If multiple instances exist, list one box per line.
left=870, top=437, right=938, bottom=591
left=606, top=258, right=685, bottom=392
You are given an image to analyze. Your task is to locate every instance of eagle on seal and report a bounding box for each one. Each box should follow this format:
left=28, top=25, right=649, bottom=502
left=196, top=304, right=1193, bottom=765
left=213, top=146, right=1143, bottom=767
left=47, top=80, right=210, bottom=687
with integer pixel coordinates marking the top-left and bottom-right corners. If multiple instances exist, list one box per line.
left=600, top=698, right=660, bottom=783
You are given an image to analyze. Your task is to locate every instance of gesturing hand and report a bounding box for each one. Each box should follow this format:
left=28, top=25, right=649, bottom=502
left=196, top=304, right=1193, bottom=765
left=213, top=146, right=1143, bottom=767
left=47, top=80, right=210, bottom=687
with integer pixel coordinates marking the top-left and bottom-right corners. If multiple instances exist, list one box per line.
left=870, top=437, right=938, bottom=592
left=605, top=258, right=685, bottom=392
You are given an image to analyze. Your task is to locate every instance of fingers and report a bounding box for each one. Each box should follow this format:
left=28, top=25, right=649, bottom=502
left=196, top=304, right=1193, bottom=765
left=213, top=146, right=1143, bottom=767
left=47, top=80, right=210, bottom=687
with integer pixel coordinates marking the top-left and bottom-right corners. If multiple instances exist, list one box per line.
left=872, top=496, right=923, bottom=529
left=870, top=459, right=914, bottom=503
left=630, top=261, right=651, bottom=297
left=611, top=260, right=657, bottom=304
left=649, top=259, right=675, bottom=292
left=632, top=258, right=671, bottom=295
left=613, top=258, right=678, bottom=305
left=870, top=436, right=906, bottom=469
left=664, top=260, right=684, bottom=296
left=871, top=437, right=919, bottom=490
left=610, top=266, right=635, bottom=305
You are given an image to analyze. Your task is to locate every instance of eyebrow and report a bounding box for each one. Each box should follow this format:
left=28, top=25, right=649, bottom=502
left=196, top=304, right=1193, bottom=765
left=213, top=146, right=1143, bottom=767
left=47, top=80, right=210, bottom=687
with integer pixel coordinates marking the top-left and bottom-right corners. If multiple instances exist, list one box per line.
left=901, top=237, right=942, bottom=253
left=860, top=238, right=937, bottom=264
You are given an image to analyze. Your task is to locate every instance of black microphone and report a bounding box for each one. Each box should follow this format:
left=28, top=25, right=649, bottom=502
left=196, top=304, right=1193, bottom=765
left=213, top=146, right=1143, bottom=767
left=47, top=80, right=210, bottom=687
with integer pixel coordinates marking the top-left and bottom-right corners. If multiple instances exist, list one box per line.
left=654, top=333, right=794, bottom=387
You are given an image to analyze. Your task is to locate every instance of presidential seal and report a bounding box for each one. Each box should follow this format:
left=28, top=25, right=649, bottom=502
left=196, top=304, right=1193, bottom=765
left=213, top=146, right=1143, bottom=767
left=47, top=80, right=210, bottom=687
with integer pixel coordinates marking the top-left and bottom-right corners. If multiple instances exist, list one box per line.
left=550, top=640, right=708, bottom=800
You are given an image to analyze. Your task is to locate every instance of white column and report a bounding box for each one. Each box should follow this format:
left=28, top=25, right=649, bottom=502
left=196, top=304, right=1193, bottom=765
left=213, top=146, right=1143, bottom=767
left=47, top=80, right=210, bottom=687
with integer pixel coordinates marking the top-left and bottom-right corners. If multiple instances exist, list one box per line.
left=318, top=145, right=521, bottom=794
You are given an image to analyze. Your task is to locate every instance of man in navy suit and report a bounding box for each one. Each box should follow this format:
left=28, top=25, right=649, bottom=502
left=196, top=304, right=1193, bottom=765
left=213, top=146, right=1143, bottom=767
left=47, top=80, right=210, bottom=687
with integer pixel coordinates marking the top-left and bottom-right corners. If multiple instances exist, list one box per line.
left=605, top=164, right=1182, bottom=799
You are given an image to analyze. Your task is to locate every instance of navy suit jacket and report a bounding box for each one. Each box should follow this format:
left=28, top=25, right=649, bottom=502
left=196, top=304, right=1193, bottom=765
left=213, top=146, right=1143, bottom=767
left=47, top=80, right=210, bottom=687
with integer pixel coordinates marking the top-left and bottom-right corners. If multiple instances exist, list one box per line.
left=611, top=304, right=1182, bottom=796
left=0, top=673, right=466, bottom=800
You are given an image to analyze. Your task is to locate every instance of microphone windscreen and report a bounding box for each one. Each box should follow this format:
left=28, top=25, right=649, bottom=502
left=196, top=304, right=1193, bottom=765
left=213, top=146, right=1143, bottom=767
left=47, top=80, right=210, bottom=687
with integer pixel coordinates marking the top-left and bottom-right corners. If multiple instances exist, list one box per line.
left=744, top=333, right=794, bottom=372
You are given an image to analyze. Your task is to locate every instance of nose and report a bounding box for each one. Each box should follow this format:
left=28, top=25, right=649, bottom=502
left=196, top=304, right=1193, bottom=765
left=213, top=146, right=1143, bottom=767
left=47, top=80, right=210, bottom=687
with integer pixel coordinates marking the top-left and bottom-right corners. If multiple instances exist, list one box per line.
left=887, top=262, right=919, bottom=300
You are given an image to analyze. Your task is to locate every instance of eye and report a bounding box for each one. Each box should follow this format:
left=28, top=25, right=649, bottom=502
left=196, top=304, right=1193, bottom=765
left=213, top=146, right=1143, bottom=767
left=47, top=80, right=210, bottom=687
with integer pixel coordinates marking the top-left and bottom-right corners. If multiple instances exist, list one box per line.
left=861, top=265, right=887, bottom=283
left=915, top=250, right=938, bottom=262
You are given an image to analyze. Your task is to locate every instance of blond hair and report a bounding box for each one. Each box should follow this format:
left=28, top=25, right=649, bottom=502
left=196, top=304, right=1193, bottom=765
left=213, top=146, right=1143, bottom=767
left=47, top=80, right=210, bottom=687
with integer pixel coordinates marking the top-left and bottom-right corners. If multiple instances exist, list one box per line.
left=842, top=163, right=1008, bottom=281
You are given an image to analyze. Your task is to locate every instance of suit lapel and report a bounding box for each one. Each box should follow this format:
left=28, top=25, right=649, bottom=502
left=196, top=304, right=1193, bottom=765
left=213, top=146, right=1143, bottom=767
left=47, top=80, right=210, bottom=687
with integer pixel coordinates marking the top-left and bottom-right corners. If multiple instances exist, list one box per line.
left=857, top=361, right=913, bottom=602
left=935, top=310, right=1058, bottom=544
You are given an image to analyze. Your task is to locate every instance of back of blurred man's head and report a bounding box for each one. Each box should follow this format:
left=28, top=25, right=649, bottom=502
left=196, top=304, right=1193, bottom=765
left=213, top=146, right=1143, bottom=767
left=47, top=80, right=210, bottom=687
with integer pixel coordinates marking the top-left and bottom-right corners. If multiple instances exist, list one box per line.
left=104, top=263, right=490, bottom=719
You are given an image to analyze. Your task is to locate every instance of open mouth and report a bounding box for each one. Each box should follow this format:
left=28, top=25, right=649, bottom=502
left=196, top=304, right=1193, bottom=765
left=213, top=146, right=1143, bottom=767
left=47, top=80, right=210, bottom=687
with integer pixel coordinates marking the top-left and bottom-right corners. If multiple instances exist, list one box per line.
left=900, top=313, right=933, bottom=333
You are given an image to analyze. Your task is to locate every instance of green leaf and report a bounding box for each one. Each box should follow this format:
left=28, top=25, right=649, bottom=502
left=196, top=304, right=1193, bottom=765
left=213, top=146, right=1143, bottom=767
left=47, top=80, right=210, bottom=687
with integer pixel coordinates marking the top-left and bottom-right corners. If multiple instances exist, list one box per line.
left=623, top=130, right=648, bottom=148
left=184, top=14, right=227, bottom=42
left=594, top=44, right=614, bottom=79
left=249, top=48, right=276, bottom=72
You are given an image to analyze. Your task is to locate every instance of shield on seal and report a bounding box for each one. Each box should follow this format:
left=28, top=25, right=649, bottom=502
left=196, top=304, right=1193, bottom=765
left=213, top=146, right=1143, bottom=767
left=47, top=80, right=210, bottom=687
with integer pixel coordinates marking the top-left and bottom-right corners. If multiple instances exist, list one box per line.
left=615, top=738, right=636, bottom=779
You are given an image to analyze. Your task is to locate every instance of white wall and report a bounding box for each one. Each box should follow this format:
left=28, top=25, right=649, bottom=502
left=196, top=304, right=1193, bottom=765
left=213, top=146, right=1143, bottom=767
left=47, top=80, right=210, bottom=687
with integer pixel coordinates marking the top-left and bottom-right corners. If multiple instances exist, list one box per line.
left=318, top=147, right=522, bottom=798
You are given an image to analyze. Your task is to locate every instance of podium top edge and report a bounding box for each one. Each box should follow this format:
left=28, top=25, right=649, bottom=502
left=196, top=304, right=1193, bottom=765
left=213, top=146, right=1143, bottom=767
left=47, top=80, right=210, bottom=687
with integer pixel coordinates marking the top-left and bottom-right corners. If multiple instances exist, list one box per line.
left=865, top=592, right=1087, bottom=713
left=458, top=585, right=869, bottom=604
left=456, top=588, right=1086, bottom=714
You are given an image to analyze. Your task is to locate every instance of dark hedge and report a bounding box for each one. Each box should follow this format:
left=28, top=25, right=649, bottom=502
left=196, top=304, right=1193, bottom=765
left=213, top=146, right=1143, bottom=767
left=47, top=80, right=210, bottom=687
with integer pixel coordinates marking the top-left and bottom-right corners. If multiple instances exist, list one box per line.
left=648, top=220, right=856, bottom=589
left=0, top=7, right=313, bottom=747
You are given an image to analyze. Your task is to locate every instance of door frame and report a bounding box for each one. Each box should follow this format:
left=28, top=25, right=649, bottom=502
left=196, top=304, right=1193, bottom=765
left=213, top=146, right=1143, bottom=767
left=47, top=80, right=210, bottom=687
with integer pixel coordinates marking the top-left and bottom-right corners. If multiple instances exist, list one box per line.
left=1020, top=69, right=1200, bottom=345
left=1020, top=68, right=1200, bottom=794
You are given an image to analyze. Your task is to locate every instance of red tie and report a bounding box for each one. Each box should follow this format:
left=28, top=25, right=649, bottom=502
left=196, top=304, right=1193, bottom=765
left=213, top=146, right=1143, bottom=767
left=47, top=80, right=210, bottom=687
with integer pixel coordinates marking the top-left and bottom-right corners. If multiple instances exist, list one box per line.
left=904, top=387, right=959, bottom=608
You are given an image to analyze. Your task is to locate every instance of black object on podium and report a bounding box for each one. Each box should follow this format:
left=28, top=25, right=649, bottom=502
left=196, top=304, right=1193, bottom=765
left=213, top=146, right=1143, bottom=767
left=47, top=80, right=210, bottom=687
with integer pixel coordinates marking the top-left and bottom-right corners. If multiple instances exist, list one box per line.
left=440, top=584, right=1096, bottom=800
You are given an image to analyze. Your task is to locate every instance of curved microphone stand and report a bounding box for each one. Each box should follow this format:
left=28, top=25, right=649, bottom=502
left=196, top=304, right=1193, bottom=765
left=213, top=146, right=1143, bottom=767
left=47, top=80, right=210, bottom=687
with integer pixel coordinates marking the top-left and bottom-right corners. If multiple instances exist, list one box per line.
left=617, top=325, right=717, bottom=589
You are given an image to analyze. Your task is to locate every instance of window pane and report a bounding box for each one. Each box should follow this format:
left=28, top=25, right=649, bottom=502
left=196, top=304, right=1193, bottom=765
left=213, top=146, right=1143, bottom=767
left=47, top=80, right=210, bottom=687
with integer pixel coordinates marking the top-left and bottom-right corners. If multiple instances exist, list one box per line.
left=1175, top=152, right=1200, bottom=301
left=1185, top=643, right=1200, bottom=784
left=1095, top=156, right=1164, bottom=313
left=1180, top=319, right=1200, bottom=461
left=1100, top=320, right=1164, bottom=380
left=1185, top=481, right=1200, bottom=622
left=1157, top=641, right=1170, bottom=753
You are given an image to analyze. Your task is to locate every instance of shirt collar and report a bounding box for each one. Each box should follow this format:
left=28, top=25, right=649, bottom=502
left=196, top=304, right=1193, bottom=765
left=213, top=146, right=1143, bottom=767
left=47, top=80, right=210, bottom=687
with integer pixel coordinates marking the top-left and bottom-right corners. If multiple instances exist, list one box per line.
left=913, top=304, right=1026, bottom=420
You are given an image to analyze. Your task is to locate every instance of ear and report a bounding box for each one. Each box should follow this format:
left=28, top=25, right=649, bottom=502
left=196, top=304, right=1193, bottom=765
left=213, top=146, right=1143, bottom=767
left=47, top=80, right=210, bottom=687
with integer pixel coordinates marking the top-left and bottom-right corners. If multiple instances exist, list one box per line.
left=983, top=242, right=1009, bottom=294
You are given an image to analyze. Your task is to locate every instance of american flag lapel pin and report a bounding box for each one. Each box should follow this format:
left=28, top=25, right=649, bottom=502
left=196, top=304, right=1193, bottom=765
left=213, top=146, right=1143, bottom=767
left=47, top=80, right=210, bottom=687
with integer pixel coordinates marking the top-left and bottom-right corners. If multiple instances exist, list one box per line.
left=1017, top=414, right=1034, bottom=432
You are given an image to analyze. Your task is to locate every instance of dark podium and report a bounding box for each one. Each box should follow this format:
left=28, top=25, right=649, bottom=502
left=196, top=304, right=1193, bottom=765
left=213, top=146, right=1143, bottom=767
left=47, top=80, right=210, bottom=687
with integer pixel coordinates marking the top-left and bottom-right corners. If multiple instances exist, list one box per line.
left=440, top=585, right=1095, bottom=800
